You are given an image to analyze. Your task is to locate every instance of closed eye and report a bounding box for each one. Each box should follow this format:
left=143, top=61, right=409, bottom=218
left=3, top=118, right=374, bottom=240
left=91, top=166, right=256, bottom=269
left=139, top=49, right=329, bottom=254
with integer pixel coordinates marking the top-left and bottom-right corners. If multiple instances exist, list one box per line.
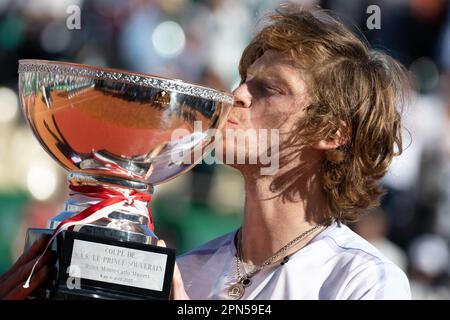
left=263, top=84, right=283, bottom=95
left=244, top=76, right=286, bottom=97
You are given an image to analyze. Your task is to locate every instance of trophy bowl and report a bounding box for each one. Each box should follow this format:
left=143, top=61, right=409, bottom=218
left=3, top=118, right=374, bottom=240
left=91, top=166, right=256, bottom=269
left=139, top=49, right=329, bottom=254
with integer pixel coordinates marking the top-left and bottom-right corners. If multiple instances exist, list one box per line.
left=18, top=59, right=234, bottom=299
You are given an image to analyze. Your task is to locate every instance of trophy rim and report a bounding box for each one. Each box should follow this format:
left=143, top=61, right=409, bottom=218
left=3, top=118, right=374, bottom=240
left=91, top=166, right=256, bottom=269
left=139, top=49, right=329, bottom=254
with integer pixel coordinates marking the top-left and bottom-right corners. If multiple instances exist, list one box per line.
left=18, top=59, right=234, bottom=104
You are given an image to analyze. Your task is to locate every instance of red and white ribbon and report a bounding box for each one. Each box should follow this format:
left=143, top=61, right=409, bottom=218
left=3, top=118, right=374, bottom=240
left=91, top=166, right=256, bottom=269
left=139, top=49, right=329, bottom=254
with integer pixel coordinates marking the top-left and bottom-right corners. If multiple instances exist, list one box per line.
left=23, top=185, right=153, bottom=289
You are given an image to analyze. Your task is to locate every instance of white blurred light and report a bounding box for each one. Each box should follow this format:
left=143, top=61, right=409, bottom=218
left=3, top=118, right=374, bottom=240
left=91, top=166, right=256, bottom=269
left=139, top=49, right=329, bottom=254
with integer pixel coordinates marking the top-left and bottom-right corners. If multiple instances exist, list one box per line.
left=230, top=77, right=241, bottom=93
left=41, top=22, right=72, bottom=53
left=21, top=0, right=83, bottom=19
left=26, top=164, right=58, bottom=201
left=152, top=21, right=185, bottom=59
left=0, top=87, right=18, bottom=123
left=409, top=234, right=450, bottom=276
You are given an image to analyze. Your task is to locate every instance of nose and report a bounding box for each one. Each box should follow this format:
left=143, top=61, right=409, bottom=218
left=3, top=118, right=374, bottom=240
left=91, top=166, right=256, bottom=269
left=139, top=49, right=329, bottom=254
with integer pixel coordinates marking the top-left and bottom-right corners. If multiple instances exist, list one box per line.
left=232, top=83, right=251, bottom=108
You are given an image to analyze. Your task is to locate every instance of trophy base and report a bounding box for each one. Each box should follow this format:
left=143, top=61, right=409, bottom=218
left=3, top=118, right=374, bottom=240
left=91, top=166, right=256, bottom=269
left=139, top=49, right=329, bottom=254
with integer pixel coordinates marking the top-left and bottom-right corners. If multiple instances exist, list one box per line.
left=25, top=228, right=175, bottom=300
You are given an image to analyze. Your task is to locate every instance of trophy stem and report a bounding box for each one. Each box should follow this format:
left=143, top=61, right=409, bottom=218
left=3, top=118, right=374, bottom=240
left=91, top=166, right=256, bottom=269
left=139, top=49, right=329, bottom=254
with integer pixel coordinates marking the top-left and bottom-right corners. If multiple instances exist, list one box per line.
left=46, top=172, right=157, bottom=245
left=68, top=172, right=153, bottom=193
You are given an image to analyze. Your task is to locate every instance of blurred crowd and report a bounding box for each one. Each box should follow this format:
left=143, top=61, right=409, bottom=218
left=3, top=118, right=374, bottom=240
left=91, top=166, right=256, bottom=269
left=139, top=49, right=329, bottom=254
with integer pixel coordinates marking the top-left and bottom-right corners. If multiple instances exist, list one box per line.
left=0, top=0, right=449, bottom=299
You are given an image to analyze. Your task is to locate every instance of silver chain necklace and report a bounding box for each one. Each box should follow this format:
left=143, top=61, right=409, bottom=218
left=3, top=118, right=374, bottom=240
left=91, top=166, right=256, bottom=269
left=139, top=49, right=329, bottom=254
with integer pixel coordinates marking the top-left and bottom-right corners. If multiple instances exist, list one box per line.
left=227, top=224, right=324, bottom=300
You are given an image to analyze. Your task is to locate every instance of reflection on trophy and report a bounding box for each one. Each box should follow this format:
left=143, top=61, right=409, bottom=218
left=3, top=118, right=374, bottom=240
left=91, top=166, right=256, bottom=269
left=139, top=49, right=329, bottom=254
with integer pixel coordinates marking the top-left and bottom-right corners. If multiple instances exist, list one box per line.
left=17, top=60, right=233, bottom=299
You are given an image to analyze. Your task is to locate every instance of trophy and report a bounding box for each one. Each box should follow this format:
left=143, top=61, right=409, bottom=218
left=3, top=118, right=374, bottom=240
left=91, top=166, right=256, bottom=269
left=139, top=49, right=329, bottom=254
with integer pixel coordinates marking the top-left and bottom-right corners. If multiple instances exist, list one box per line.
left=18, top=59, right=233, bottom=299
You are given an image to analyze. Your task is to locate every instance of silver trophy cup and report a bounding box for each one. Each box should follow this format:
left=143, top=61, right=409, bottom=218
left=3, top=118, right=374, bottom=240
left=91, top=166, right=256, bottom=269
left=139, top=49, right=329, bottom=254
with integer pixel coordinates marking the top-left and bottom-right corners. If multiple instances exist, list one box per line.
left=18, top=60, right=233, bottom=299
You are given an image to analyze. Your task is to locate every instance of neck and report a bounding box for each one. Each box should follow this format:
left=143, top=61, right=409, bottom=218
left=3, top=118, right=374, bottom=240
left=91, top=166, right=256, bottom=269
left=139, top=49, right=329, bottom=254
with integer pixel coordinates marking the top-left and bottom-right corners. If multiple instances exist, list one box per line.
left=238, top=166, right=329, bottom=266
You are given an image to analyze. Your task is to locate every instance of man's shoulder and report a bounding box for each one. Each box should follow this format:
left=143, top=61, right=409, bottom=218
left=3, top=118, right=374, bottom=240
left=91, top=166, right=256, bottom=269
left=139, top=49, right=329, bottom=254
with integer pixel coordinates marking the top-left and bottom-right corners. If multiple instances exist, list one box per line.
left=318, top=222, right=396, bottom=263
left=315, top=222, right=411, bottom=299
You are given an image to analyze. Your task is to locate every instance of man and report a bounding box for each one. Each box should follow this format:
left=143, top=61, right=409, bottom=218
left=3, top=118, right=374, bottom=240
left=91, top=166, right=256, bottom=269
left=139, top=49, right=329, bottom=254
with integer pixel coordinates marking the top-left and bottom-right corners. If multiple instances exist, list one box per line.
left=171, top=5, right=411, bottom=300
left=1, top=5, right=410, bottom=300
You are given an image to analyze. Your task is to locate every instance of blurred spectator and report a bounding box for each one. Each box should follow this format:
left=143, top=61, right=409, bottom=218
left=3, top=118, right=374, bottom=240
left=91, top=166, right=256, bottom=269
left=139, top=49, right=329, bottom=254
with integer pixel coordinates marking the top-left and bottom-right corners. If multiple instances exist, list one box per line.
left=416, top=103, right=450, bottom=242
left=383, top=92, right=447, bottom=247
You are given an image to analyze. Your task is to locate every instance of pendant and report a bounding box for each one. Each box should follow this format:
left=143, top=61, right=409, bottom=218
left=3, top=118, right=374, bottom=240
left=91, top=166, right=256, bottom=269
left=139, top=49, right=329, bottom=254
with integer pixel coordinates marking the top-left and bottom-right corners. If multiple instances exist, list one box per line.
left=241, top=278, right=251, bottom=287
left=228, top=277, right=252, bottom=300
left=228, top=282, right=245, bottom=300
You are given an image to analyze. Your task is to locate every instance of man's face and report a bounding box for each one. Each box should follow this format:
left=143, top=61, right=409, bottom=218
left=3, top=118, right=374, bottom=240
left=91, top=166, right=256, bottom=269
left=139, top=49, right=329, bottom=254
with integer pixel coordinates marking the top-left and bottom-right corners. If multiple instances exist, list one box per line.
left=220, top=50, right=311, bottom=171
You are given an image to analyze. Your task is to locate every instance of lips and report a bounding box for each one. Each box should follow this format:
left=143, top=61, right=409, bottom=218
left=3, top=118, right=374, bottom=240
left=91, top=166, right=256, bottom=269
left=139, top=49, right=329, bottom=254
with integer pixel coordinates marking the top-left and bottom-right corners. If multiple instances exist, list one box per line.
left=227, top=117, right=239, bottom=125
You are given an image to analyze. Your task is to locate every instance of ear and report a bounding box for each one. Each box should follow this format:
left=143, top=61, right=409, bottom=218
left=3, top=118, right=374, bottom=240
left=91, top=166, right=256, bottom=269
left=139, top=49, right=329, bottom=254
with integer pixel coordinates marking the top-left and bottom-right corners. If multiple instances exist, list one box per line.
left=312, top=124, right=349, bottom=151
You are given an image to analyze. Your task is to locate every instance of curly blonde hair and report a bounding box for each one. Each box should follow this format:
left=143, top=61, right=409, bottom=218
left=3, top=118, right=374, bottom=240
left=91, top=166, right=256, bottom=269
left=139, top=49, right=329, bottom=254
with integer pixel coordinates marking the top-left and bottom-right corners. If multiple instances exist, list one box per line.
left=239, top=5, right=410, bottom=223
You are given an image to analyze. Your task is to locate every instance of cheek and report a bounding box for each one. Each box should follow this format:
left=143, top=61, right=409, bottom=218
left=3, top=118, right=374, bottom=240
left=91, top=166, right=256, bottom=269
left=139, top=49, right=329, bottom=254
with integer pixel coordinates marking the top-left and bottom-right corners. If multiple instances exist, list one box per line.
left=250, top=98, right=300, bottom=130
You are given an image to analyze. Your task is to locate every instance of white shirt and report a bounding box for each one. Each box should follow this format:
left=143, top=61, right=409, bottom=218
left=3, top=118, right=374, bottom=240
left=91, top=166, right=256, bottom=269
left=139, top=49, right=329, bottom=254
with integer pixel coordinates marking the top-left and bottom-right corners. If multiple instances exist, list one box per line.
left=177, top=221, right=411, bottom=300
